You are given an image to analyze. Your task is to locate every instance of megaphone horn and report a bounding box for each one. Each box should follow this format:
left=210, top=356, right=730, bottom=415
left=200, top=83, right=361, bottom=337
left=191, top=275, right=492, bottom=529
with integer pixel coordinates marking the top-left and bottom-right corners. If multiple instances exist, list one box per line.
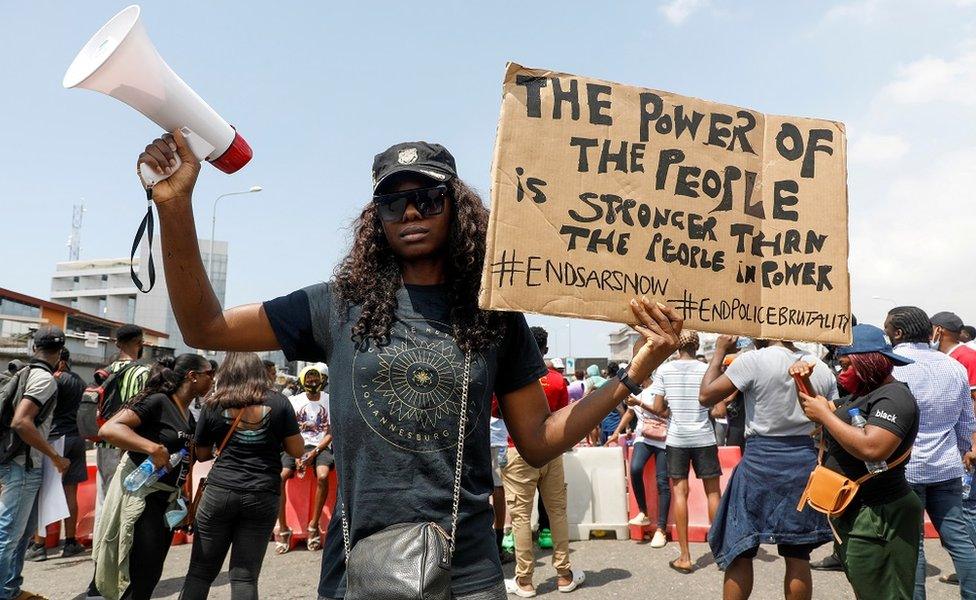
left=64, top=5, right=252, bottom=186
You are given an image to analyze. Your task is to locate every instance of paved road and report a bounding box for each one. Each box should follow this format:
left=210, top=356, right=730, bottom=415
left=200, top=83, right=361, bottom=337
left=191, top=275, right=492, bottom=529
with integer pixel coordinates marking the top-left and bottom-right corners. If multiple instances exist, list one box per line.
left=25, top=538, right=962, bottom=599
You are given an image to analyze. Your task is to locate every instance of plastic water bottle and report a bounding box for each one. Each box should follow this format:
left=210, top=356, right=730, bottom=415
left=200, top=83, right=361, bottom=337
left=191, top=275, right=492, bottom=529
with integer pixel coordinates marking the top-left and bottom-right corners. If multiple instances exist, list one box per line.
left=963, top=469, right=973, bottom=501
left=124, top=448, right=188, bottom=492
left=848, top=409, right=888, bottom=474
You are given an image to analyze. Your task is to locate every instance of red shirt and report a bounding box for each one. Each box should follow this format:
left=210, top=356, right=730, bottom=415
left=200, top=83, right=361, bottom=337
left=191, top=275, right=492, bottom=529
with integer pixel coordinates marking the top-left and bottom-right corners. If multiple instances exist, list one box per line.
left=949, top=344, right=976, bottom=389
left=540, top=368, right=570, bottom=412
left=497, top=370, right=570, bottom=448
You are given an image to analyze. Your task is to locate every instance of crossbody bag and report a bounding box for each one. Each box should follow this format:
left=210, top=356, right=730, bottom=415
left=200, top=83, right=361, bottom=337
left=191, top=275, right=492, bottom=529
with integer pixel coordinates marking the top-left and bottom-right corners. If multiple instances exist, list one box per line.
left=341, top=353, right=470, bottom=600
left=797, top=433, right=911, bottom=542
left=184, top=408, right=245, bottom=532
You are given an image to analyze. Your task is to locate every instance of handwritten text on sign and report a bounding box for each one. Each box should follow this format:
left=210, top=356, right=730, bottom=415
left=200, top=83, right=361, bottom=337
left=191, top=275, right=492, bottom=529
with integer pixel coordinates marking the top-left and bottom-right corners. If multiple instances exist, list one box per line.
left=479, top=63, right=851, bottom=344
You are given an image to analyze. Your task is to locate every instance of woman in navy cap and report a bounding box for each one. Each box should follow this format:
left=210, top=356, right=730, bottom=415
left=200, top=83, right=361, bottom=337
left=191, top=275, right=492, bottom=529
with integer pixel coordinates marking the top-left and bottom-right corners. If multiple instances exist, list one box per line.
left=790, top=324, right=921, bottom=600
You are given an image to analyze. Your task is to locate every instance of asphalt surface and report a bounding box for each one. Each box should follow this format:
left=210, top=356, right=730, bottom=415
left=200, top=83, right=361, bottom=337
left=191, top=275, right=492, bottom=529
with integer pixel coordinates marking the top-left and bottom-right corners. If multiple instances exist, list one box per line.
left=23, top=538, right=963, bottom=599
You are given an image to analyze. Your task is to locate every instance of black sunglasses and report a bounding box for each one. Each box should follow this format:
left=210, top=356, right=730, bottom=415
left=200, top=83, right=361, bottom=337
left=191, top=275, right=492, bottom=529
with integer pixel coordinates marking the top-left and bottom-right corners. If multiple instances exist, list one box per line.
left=373, top=185, right=448, bottom=223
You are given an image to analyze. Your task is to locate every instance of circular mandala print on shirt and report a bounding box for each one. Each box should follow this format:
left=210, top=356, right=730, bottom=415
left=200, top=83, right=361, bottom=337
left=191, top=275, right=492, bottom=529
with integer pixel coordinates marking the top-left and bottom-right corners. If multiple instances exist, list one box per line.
left=353, top=319, right=486, bottom=452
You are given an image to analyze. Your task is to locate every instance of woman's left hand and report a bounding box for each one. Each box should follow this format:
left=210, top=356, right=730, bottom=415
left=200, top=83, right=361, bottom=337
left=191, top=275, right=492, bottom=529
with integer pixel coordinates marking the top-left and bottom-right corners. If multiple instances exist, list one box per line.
left=797, top=390, right=833, bottom=424
left=627, top=297, right=683, bottom=383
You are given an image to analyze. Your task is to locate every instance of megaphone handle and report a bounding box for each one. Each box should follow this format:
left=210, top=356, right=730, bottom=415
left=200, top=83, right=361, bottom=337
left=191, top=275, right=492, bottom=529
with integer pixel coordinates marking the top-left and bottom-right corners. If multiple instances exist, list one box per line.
left=138, top=127, right=216, bottom=188
left=139, top=158, right=179, bottom=187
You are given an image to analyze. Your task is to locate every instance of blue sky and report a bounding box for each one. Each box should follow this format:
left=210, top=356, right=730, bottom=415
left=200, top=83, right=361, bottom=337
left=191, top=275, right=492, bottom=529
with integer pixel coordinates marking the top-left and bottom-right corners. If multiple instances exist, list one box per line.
left=2, top=0, right=974, bottom=358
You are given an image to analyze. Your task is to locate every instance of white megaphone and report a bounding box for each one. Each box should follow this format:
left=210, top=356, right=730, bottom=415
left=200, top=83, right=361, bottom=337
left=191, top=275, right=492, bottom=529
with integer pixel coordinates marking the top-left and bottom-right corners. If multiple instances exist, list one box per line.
left=63, top=5, right=252, bottom=186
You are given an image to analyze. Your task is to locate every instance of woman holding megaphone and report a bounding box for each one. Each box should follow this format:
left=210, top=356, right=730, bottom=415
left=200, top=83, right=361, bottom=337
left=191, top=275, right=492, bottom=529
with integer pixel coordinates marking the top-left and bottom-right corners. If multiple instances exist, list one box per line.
left=138, top=130, right=684, bottom=600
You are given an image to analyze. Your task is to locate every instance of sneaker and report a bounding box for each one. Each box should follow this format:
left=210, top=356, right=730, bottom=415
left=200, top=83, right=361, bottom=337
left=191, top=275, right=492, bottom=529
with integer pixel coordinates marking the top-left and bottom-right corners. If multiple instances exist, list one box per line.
left=939, top=573, right=959, bottom=585
left=537, top=528, right=553, bottom=549
left=501, top=531, right=515, bottom=552
left=505, top=578, right=537, bottom=597
left=557, top=570, right=586, bottom=593
left=810, top=552, right=843, bottom=572
left=61, top=539, right=85, bottom=558
left=628, top=512, right=652, bottom=526
left=25, top=542, right=46, bottom=563
left=650, top=529, right=668, bottom=548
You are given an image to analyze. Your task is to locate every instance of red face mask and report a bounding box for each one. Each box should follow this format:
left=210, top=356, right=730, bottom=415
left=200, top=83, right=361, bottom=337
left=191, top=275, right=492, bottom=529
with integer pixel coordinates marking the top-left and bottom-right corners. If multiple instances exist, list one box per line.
left=837, top=365, right=863, bottom=395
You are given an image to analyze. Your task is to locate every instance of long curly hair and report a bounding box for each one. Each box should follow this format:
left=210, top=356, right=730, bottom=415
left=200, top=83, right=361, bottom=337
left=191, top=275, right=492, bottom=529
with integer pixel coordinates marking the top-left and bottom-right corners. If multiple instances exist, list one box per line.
left=333, top=177, right=506, bottom=353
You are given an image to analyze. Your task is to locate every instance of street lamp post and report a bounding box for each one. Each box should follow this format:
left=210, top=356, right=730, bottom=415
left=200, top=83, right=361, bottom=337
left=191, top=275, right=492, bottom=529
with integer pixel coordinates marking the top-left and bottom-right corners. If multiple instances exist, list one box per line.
left=208, top=186, right=263, bottom=280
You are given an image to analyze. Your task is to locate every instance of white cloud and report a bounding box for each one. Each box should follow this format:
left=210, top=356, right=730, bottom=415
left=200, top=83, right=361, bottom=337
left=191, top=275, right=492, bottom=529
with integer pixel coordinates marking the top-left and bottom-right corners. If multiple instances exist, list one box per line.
left=825, top=0, right=885, bottom=22
left=848, top=132, right=910, bottom=163
left=850, top=146, right=976, bottom=325
left=882, top=49, right=976, bottom=106
left=659, top=0, right=708, bottom=25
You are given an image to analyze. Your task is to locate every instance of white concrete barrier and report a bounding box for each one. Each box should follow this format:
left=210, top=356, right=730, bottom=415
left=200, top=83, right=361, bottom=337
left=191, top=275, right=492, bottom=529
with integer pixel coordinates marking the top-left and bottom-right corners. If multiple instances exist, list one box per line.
left=563, top=447, right=630, bottom=540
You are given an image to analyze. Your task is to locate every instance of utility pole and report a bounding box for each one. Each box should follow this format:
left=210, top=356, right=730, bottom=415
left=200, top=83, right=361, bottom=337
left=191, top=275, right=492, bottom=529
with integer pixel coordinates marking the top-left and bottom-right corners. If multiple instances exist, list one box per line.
left=67, top=202, right=85, bottom=260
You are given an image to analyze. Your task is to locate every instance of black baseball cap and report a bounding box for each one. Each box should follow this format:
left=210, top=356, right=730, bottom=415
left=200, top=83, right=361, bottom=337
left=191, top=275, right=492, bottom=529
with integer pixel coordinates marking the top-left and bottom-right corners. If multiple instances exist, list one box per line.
left=34, top=326, right=66, bottom=350
left=931, top=311, right=964, bottom=333
left=372, top=142, right=457, bottom=194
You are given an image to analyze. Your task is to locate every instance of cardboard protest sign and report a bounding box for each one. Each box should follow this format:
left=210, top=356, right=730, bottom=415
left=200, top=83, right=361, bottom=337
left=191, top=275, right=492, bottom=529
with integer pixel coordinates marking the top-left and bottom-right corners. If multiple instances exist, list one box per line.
left=479, top=63, right=851, bottom=344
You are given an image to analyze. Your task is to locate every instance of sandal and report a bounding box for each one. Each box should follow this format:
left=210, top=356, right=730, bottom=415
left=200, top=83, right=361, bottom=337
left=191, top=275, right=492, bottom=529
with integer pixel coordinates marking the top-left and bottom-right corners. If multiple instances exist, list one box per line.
left=274, top=528, right=292, bottom=555
left=307, top=525, right=322, bottom=551
left=13, top=591, right=49, bottom=600
left=669, top=559, right=694, bottom=574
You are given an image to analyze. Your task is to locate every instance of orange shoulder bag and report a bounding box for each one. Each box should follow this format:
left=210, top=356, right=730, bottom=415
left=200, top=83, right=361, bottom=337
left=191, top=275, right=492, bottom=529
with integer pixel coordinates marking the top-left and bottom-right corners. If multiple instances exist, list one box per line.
left=797, top=435, right=911, bottom=541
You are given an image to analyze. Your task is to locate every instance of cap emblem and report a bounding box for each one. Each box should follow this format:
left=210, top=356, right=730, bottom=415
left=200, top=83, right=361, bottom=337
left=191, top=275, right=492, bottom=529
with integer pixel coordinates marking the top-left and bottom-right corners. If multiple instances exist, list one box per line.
left=397, top=148, right=418, bottom=165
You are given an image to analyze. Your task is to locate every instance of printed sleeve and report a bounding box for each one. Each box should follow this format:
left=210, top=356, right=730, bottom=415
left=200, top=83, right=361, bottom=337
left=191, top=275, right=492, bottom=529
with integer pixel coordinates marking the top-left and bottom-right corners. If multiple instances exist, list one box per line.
left=129, top=392, right=164, bottom=425
left=23, top=369, right=56, bottom=408
left=724, top=352, right=756, bottom=393
left=263, top=283, right=330, bottom=363
left=495, top=313, right=548, bottom=396
left=865, top=389, right=916, bottom=440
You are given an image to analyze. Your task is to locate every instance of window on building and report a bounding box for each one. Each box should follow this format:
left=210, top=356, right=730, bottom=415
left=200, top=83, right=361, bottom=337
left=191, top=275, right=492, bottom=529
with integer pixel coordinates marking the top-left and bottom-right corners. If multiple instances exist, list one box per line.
left=0, top=298, right=41, bottom=318
left=73, top=276, right=79, bottom=283
left=98, top=297, right=107, bottom=315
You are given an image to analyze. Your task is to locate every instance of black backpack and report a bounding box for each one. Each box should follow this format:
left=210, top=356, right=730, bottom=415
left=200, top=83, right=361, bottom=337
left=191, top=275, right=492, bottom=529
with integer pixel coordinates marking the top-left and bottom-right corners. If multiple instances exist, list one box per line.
left=0, top=361, right=56, bottom=468
left=78, top=362, right=140, bottom=442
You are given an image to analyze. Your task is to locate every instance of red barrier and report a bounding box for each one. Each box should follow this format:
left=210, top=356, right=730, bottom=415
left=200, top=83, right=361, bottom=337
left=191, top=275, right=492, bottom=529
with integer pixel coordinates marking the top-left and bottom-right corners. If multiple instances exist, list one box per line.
left=625, top=443, right=939, bottom=542
left=278, top=469, right=337, bottom=551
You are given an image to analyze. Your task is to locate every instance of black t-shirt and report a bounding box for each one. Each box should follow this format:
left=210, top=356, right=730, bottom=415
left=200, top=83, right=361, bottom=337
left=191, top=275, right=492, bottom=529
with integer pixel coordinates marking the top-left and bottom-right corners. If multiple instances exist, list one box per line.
left=195, top=391, right=300, bottom=493
left=264, top=282, right=546, bottom=598
left=51, top=370, right=86, bottom=438
left=823, top=382, right=919, bottom=505
left=128, top=392, right=195, bottom=488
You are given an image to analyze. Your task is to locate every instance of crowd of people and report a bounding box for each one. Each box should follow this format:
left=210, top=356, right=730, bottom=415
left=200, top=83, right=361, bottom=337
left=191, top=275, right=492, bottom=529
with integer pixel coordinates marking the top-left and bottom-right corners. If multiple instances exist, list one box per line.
left=0, top=132, right=973, bottom=600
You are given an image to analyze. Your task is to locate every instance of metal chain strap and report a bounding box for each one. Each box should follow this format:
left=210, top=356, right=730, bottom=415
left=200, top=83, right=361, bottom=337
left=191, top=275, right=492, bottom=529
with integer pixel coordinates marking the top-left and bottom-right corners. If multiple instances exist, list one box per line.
left=341, top=351, right=471, bottom=561
left=448, top=352, right=471, bottom=555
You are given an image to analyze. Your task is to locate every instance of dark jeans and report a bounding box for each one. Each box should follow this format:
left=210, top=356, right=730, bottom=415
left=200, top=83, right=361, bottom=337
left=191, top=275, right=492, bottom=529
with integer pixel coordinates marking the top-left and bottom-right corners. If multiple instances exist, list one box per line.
left=911, top=478, right=976, bottom=600
left=631, top=442, right=670, bottom=528
left=181, top=484, right=279, bottom=600
left=123, top=490, right=173, bottom=600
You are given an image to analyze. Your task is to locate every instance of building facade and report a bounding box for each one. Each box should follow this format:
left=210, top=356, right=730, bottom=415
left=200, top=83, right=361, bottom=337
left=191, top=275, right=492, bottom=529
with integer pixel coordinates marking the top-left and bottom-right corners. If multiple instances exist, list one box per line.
left=51, top=237, right=227, bottom=355
left=0, top=287, right=169, bottom=380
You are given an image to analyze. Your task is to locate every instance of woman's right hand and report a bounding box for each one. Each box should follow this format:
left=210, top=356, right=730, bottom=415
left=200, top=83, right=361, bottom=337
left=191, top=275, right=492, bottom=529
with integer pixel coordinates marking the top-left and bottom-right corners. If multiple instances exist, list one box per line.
left=150, top=443, right=170, bottom=469
left=137, top=129, right=201, bottom=204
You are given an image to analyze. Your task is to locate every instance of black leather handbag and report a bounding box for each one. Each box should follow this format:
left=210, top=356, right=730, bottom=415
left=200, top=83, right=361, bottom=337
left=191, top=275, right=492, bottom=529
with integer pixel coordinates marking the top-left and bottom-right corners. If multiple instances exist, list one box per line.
left=341, top=354, right=470, bottom=600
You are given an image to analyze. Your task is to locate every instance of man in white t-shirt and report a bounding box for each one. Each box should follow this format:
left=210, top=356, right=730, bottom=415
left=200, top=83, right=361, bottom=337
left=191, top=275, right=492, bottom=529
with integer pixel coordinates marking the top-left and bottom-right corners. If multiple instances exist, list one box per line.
left=276, top=365, right=332, bottom=553
left=649, top=330, right=718, bottom=573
